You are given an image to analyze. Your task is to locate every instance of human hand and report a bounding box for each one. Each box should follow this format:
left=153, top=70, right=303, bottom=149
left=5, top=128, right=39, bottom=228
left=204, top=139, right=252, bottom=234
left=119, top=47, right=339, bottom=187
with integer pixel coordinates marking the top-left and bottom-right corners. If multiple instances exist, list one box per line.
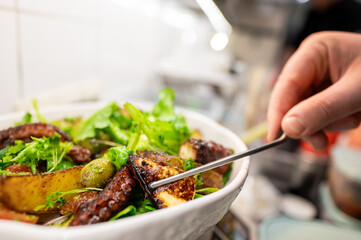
left=267, top=31, right=361, bottom=150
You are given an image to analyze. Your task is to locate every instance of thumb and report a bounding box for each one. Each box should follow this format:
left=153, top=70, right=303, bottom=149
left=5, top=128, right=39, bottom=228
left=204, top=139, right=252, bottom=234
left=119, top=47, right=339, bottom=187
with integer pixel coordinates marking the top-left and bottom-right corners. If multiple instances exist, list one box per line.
left=281, top=77, right=361, bottom=138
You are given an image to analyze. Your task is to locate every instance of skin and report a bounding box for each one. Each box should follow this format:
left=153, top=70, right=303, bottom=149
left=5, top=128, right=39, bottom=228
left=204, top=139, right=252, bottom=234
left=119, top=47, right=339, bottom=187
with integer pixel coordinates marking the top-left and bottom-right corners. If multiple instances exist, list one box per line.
left=267, top=31, right=361, bottom=150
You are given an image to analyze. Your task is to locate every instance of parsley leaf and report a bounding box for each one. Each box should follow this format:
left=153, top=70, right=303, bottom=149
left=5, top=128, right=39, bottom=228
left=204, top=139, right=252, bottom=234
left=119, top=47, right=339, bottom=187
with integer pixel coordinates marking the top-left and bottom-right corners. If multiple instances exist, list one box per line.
left=104, top=146, right=132, bottom=170
left=124, top=103, right=190, bottom=155
left=34, top=187, right=102, bottom=211
left=15, top=112, right=32, bottom=126
left=0, top=135, right=73, bottom=174
left=74, top=102, right=130, bottom=145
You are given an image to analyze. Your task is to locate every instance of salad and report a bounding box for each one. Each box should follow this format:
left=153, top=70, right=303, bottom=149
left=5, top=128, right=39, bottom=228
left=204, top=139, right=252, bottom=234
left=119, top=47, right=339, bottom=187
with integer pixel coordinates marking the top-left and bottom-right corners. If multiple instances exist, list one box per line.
left=0, top=89, right=233, bottom=226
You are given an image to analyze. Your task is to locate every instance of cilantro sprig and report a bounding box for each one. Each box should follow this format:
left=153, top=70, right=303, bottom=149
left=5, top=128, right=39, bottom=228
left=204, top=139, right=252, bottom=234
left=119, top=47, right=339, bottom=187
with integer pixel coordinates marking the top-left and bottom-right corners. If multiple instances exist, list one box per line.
left=34, top=187, right=103, bottom=211
left=0, top=134, right=73, bottom=174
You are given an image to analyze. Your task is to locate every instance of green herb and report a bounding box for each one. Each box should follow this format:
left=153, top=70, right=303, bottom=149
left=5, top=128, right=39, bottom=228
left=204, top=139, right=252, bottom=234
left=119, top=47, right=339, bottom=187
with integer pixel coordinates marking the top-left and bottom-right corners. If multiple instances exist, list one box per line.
left=183, top=159, right=197, bottom=171
left=109, top=199, right=156, bottom=221
left=124, top=103, right=190, bottom=155
left=135, top=198, right=156, bottom=214
left=194, top=193, right=204, bottom=199
left=0, top=135, right=73, bottom=174
left=106, top=119, right=130, bottom=145
left=53, top=160, right=77, bottom=171
left=109, top=205, right=136, bottom=221
left=104, top=146, right=132, bottom=170
left=193, top=188, right=219, bottom=199
left=15, top=112, right=32, bottom=126
left=32, top=99, right=47, bottom=123
left=195, top=188, right=219, bottom=194
left=195, top=174, right=203, bottom=187
left=222, top=163, right=233, bottom=187
left=152, top=88, right=176, bottom=121
left=51, top=117, right=79, bottom=138
left=34, top=187, right=102, bottom=211
left=0, top=169, right=30, bottom=176
left=74, top=102, right=131, bottom=144
left=74, top=102, right=118, bottom=142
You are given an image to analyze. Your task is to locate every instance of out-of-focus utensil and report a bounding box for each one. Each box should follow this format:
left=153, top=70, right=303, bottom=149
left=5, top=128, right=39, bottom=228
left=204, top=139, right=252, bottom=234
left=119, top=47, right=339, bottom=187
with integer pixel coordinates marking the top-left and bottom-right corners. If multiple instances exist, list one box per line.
left=148, top=133, right=288, bottom=190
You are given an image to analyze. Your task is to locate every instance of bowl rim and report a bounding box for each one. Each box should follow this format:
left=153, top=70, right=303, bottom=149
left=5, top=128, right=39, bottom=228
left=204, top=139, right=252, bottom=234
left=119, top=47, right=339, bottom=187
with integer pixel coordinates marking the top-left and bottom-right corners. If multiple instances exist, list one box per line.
left=0, top=101, right=249, bottom=237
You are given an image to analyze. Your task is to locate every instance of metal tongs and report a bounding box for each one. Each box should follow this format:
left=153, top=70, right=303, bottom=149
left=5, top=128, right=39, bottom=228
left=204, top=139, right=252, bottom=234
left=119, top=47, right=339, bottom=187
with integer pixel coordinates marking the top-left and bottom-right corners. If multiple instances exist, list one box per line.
left=149, top=133, right=288, bottom=190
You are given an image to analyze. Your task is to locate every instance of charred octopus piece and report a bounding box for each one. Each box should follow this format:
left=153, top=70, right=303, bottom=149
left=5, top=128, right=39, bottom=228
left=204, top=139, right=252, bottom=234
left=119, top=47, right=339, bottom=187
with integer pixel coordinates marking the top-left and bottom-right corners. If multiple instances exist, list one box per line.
left=60, top=191, right=99, bottom=216
left=136, top=150, right=184, bottom=169
left=67, top=145, right=92, bottom=164
left=69, top=166, right=136, bottom=226
left=129, top=152, right=195, bottom=209
left=179, top=138, right=232, bottom=175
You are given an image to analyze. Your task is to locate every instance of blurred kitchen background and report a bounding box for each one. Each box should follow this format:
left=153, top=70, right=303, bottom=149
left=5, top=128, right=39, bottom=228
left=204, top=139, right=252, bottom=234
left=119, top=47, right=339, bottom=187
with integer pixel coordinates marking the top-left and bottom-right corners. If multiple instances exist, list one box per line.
left=0, top=0, right=361, bottom=239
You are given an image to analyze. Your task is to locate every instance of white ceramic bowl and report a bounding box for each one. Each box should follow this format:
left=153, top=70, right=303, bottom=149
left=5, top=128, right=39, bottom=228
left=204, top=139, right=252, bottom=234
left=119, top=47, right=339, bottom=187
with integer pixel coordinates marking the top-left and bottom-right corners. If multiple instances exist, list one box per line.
left=0, top=102, right=249, bottom=240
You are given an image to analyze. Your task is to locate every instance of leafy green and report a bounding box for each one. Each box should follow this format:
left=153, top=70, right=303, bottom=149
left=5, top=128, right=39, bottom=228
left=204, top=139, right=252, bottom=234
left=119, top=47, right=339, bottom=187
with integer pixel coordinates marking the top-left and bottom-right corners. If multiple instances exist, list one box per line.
left=222, top=163, right=233, bottom=187
left=0, top=135, right=73, bottom=174
left=74, top=102, right=131, bottom=145
left=194, top=193, right=204, bottom=199
left=32, top=99, right=47, bottom=123
left=0, top=169, right=30, bottom=176
left=194, top=188, right=219, bottom=199
left=195, top=174, right=203, bottom=187
left=53, top=160, right=77, bottom=171
left=106, top=119, right=130, bottom=145
left=104, top=146, right=132, bottom=170
left=109, top=205, right=136, bottom=221
left=152, top=88, right=175, bottom=121
left=15, top=112, right=32, bottom=126
left=124, top=103, right=190, bottom=155
left=135, top=198, right=156, bottom=214
left=51, top=117, right=79, bottom=138
left=195, top=188, right=219, bottom=194
left=183, top=158, right=197, bottom=171
left=74, top=102, right=118, bottom=142
left=109, top=199, right=156, bottom=221
left=34, top=187, right=102, bottom=211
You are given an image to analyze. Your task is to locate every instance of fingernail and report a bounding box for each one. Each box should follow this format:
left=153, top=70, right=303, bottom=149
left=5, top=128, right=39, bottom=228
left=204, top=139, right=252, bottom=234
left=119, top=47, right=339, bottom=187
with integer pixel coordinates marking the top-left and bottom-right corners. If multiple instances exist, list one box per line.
left=284, top=116, right=305, bottom=136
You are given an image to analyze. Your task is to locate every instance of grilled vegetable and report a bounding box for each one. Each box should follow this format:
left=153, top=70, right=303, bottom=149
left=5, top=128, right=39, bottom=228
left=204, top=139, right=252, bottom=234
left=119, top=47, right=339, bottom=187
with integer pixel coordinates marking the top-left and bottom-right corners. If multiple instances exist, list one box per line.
left=0, top=202, right=38, bottom=224
left=60, top=191, right=99, bottom=215
left=199, top=170, right=223, bottom=189
left=70, top=166, right=136, bottom=226
left=129, top=152, right=195, bottom=209
left=0, top=166, right=84, bottom=213
left=81, top=158, right=115, bottom=188
left=179, top=138, right=232, bottom=174
left=137, top=150, right=184, bottom=169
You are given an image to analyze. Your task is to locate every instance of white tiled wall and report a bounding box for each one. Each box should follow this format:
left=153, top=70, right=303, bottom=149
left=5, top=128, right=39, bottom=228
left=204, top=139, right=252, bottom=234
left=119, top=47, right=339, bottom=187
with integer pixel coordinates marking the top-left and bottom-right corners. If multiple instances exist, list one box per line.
left=18, top=0, right=98, bottom=19
left=0, top=0, right=182, bottom=114
left=0, top=10, right=19, bottom=113
left=0, top=0, right=14, bottom=8
left=20, top=14, right=98, bottom=96
left=99, top=0, right=178, bottom=101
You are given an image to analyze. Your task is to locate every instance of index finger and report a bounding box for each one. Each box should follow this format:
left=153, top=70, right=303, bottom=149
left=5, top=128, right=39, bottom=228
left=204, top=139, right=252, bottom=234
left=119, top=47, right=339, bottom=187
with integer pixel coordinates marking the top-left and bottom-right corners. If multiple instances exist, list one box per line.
left=267, top=35, right=329, bottom=140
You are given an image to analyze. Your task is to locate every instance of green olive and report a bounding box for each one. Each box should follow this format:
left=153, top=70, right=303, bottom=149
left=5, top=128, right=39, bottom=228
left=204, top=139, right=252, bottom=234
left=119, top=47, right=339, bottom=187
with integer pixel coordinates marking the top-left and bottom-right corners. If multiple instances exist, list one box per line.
left=81, top=158, right=115, bottom=188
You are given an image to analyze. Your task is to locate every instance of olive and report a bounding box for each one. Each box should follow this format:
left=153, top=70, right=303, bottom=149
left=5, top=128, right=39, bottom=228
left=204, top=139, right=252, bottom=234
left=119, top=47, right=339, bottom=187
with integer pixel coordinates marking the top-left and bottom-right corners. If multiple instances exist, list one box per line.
left=81, top=158, right=115, bottom=188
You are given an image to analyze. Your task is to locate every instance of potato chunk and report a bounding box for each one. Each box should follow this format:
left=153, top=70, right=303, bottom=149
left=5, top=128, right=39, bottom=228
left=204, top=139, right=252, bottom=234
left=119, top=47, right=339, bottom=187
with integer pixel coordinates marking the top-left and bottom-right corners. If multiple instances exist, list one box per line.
left=0, top=166, right=84, bottom=213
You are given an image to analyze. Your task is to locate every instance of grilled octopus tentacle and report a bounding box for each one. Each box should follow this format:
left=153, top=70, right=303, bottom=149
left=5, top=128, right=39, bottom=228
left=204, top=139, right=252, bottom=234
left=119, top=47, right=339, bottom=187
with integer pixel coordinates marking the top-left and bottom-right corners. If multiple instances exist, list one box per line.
left=179, top=138, right=232, bottom=174
left=69, top=166, right=136, bottom=226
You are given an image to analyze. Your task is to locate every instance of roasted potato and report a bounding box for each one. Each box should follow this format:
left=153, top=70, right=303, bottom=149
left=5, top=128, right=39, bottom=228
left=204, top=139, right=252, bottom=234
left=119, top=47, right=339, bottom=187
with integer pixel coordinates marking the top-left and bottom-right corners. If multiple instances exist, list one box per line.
left=0, top=166, right=84, bottom=213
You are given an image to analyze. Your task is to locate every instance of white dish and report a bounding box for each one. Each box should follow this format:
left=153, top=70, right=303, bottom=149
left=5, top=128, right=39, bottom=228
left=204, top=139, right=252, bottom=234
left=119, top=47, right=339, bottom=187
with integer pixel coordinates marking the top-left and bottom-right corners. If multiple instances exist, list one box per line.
left=0, top=102, right=249, bottom=240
